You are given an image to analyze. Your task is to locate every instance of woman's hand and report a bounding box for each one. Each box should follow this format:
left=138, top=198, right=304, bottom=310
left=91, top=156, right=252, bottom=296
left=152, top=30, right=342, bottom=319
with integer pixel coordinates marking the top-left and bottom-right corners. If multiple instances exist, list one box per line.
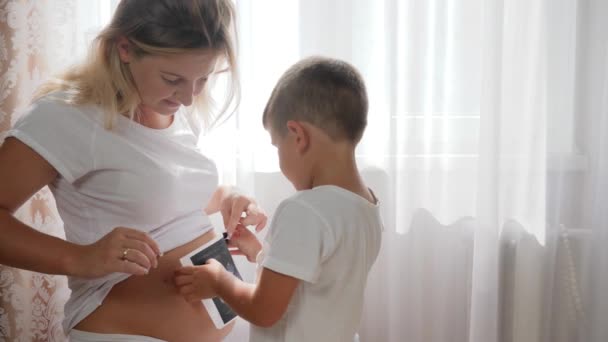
left=174, top=260, right=226, bottom=302
left=76, top=227, right=161, bottom=278
left=206, top=186, right=267, bottom=234
left=228, top=224, right=262, bottom=263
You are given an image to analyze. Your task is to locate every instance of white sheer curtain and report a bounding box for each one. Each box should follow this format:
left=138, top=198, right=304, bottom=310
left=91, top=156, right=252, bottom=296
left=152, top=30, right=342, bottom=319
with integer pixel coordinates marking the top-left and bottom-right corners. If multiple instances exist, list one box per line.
left=574, top=1, right=608, bottom=341
left=0, top=1, right=119, bottom=340
left=217, top=0, right=608, bottom=341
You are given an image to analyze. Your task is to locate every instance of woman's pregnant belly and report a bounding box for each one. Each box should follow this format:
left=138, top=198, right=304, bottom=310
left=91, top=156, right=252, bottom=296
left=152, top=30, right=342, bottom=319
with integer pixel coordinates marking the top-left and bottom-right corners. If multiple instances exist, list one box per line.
left=74, top=229, right=234, bottom=342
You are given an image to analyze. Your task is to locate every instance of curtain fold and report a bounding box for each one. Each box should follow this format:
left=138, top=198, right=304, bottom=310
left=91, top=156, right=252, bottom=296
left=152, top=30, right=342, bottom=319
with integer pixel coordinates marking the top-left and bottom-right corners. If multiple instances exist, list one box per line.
left=225, top=1, right=605, bottom=341
left=0, top=1, right=115, bottom=341
left=0, top=1, right=73, bottom=340
left=579, top=1, right=608, bottom=340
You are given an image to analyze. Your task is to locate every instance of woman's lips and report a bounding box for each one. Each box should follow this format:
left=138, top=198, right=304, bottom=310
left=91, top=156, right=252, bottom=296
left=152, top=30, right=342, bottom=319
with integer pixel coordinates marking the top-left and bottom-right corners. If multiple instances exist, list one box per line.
left=164, top=99, right=180, bottom=107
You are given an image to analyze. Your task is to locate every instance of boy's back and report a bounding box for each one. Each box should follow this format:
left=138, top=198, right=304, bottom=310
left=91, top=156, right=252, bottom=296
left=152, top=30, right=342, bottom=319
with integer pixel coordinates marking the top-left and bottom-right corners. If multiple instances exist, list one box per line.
left=251, top=185, right=382, bottom=342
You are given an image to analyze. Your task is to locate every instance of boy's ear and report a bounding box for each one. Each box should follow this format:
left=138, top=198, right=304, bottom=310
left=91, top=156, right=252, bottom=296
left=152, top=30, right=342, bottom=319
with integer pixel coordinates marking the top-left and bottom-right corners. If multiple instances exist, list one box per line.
left=286, top=120, right=310, bottom=154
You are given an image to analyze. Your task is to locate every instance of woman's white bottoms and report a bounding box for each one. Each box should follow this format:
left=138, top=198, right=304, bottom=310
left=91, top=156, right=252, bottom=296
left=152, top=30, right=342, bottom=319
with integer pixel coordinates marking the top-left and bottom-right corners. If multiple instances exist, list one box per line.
left=70, top=329, right=167, bottom=342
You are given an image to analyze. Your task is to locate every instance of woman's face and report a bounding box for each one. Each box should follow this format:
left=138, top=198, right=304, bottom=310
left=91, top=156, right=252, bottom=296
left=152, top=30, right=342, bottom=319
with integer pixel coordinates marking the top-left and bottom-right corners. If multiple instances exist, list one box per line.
left=118, top=40, right=218, bottom=116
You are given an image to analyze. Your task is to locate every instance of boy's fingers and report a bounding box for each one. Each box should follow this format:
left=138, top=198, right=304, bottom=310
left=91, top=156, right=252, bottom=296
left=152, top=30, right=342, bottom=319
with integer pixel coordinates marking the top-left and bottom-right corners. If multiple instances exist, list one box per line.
left=178, top=284, right=195, bottom=296
left=174, top=274, right=193, bottom=286
left=206, top=258, right=221, bottom=267
left=226, top=237, right=237, bottom=248
left=230, top=249, right=245, bottom=257
left=233, top=224, right=250, bottom=238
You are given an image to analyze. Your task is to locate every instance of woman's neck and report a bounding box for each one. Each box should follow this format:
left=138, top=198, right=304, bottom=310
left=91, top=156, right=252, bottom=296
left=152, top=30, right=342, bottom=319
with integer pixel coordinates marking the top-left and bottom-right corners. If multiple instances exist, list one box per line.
left=134, top=106, right=174, bottom=129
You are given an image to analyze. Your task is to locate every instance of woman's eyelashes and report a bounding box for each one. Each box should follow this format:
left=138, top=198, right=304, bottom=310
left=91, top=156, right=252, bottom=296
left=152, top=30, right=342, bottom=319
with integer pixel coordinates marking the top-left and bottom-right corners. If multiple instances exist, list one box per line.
left=162, top=76, right=208, bottom=87
left=162, top=76, right=181, bottom=85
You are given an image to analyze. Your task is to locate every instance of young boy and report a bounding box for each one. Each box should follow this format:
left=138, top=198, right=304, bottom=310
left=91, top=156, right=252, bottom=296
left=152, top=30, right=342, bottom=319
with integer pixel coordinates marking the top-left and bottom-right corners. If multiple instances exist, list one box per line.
left=174, top=56, right=383, bottom=342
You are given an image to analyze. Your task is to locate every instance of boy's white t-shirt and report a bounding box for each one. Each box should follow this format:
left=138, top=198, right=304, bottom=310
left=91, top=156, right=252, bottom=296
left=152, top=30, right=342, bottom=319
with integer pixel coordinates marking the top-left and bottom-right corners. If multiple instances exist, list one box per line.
left=7, top=93, right=218, bottom=332
left=250, top=185, right=383, bottom=342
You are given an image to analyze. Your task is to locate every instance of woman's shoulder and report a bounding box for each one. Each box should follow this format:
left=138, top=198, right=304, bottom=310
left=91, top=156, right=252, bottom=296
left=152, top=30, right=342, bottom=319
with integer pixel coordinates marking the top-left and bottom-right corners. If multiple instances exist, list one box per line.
left=26, top=91, right=104, bottom=126
left=33, top=91, right=96, bottom=113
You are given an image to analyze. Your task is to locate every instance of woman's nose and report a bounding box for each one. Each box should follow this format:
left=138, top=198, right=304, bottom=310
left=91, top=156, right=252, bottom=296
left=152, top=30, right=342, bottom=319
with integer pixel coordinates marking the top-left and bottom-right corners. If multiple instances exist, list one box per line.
left=176, top=83, right=195, bottom=106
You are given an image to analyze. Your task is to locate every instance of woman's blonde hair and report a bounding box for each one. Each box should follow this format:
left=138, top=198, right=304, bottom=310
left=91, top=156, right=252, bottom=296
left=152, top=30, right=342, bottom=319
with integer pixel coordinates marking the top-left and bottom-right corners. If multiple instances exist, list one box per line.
left=35, top=0, right=239, bottom=130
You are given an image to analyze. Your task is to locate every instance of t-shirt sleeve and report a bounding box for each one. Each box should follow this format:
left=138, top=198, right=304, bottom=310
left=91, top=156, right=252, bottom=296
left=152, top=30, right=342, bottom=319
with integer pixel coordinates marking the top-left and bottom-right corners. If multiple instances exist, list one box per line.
left=261, top=199, right=336, bottom=283
left=7, top=98, right=96, bottom=183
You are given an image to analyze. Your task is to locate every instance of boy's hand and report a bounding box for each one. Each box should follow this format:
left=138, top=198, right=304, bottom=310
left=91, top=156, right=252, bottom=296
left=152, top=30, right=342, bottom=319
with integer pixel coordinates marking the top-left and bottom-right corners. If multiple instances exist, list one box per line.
left=228, top=224, right=262, bottom=263
left=174, top=260, right=225, bottom=302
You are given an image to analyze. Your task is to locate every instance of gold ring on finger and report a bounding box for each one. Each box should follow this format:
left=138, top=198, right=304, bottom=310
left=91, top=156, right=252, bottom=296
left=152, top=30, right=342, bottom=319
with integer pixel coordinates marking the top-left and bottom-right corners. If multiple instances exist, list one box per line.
left=121, top=248, right=131, bottom=261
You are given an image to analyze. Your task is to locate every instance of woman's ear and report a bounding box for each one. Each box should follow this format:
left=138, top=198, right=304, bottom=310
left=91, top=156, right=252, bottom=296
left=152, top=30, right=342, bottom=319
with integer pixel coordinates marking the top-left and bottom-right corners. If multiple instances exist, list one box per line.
left=286, top=120, right=310, bottom=154
left=116, top=36, right=132, bottom=63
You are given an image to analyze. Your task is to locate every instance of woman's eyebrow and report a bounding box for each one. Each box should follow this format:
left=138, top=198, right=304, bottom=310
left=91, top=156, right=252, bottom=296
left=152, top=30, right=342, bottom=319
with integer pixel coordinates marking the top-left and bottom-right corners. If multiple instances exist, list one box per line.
left=160, top=70, right=214, bottom=80
left=160, top=71, right=183, bottom=78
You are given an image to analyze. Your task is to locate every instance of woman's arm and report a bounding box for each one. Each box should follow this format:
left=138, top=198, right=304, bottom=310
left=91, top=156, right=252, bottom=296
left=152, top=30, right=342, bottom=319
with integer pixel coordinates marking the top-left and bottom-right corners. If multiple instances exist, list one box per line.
left=0, top=137, right=78, bottom=274
left=0, top=138, right=160, bottom=277
left=203, top=185, right=234, bottom=215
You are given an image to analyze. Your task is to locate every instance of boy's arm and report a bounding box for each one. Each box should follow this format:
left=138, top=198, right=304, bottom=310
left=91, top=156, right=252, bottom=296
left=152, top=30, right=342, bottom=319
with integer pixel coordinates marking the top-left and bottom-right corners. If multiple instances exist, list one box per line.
left=215, top=266, right=299, bottom=327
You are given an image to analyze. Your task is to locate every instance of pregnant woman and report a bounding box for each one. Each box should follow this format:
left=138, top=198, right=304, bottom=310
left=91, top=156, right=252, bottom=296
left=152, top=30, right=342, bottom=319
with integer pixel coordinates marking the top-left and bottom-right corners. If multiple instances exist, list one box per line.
left=0, top=1, right=265, bottom=341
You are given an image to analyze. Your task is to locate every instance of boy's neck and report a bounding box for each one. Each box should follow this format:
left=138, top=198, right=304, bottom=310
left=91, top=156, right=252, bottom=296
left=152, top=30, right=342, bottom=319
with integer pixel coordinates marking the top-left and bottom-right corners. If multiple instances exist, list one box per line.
left=309, top=147, right=375, bottom=204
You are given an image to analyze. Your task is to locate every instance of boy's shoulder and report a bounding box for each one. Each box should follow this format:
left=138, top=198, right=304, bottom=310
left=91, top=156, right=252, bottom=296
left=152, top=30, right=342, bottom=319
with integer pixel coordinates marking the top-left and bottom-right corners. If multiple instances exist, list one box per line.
left=279, top=185, right=378, bottom=217
left=284, top=185, right=344, bottom=206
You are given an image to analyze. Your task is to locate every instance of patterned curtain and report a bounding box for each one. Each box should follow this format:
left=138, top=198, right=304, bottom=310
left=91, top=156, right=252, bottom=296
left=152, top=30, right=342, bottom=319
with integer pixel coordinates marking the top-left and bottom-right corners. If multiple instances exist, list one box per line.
left=0, top=1, right=107, bottom=341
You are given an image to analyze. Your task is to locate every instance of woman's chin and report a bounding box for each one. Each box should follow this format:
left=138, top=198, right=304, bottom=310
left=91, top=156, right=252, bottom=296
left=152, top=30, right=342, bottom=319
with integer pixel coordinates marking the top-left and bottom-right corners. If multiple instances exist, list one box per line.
left=155, top=106, right=180, bottom=115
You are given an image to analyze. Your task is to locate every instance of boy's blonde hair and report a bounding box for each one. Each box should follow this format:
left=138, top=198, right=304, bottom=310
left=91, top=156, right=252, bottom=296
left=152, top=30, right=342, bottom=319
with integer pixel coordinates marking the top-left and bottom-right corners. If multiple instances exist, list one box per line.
left=262, top=56, right=368, bottom=143
left=35, top=0, right=239, bottom=130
